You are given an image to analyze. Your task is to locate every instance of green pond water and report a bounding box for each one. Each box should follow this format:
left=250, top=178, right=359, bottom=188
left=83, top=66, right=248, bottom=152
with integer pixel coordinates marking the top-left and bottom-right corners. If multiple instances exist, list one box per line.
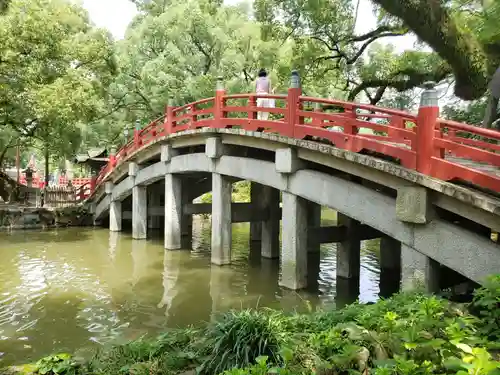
left=0, top=210, right=386, bottom=365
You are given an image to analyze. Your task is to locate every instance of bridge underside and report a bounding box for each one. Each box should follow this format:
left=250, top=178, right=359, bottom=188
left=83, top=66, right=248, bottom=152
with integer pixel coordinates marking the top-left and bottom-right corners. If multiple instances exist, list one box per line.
left=91, top=130, right=500, bottom=292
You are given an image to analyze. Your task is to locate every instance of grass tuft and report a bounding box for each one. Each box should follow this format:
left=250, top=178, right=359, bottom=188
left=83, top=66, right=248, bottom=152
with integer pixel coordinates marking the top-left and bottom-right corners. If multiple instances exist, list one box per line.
left=198, top=309, right=288, bottom=374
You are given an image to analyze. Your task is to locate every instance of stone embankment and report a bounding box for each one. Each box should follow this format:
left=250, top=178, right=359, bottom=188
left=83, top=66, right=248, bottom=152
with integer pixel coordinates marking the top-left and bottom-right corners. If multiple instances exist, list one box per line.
left=0, top=204, right=93, bottom=230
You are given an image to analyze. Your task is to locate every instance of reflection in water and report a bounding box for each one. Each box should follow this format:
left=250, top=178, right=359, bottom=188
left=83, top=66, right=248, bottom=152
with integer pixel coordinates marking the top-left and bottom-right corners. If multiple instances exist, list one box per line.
left=0, top=213, right=389, bottom=365
left=157, top=250, right=180, bottom=319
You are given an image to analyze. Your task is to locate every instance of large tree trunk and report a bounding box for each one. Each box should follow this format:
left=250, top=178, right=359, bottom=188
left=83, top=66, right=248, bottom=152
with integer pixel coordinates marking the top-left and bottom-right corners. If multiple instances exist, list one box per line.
left=482, top=94, right=499, bottom=129
left=44, top=143, right=49, bottom=187
left=0, top=136, right=15, bottom=169
left=482, top=66, right=500, bottom=128
left=371, top=0, right=490, bottom=100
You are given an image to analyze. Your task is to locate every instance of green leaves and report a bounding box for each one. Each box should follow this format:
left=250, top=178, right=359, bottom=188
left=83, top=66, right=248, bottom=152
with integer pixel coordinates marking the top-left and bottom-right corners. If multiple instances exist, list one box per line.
left=34, top=353, right=78, bottom=375
left=471, top=275, right=500, bottom=340
left=0, top=0, right=115, bottom=162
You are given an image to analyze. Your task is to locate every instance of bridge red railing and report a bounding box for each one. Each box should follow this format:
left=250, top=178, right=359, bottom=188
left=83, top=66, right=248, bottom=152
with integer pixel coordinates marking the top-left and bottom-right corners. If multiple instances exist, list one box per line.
left=75, top=182, right=91, bottom=202
left=19, top=175, right=92, bottom=189
left=93, top=74, right=500, bottom=195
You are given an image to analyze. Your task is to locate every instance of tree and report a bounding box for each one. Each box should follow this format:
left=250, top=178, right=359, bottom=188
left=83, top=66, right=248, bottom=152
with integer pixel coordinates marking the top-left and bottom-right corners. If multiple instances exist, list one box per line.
left=369, top=0, right=500, bottom=127
left=349, top=43, right=450, bottom=103
left=251, top=0, right=448, bottom=103
left=101, top=0, right=299, bottom=133
left=0, top=0, right=116, bottom=185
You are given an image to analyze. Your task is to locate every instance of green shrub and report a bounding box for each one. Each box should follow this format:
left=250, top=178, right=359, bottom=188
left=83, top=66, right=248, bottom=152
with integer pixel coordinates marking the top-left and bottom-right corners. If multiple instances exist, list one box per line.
left=11, top=287, right=500, bottom=375
left=221, top=356, right=293, bottom=375
left=34, top=354, right=80, bottom=375
left=291, top=293, right=487, bottom=374
left=471, top=275, right=500, bottom=340
left=88, top=328, right=199, bottom=375
left=198, top=309, right=288, bottom=374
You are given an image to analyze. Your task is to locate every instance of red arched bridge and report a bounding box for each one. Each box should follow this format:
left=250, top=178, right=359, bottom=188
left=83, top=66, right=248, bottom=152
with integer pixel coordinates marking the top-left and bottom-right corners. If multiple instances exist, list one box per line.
left=87, top=73, right=500, bottom=293
left=92, top=78, right=500, bottom=196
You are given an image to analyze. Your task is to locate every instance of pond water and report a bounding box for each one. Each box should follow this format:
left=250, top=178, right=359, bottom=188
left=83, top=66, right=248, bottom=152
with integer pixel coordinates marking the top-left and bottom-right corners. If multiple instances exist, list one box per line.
left=0, top=210, right=387, bottom=365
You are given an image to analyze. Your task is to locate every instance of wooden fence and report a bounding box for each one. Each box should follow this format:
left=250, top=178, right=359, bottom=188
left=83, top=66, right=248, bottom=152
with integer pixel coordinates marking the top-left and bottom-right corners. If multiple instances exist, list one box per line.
left=42, top=186, right=78, bottom=208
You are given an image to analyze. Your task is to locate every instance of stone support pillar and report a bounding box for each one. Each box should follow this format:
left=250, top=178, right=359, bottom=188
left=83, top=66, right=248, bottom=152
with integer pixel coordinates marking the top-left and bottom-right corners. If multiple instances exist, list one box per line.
left=211, top=173, right=232, bottom=265
left=305, top=202, right=321, bottom=291
left=106, top=181, right=122, bottom=232
left=336, top=213, right=361, bottom=279
left=132, top=185, right=147, bottom=239
left=401, top=244, right=440, bottom=293
left=279, top=192, right=308, bottom=290
left=249, top=182, right=262, bottom=243
left=148, top=186, right=162, bottom=229
left=379, top=236, right=402, bottom=297
left=261, top=186, right=280, bottom=259
left=307, top=201, right=322, bottom=253
left=165, top=173, right=182, bottom=249
left=181, top=188, right=193, bottom=249
left=129, top=162, right=146, bottom=240
left=380, top=237, right=401, bottom=271
left=109, top=200, right=122, bottom=232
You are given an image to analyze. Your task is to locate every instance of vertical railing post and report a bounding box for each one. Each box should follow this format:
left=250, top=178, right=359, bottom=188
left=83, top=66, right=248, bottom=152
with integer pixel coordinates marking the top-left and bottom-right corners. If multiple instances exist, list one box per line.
left=78, top=185, right=84, bottom=202
left=151, top=119, right=157, bottom=138
left=134, top=119, right=142, bottom=149
left=109, top=146, right=117, bottom=169
left=312, top=101, right=322, bottom=127
left=189, top=104, right=197, bottom=129
left=286, top=70, right=302, bottom=138
left=214, top=76, right=226, bottom=128
left=165, top=97, right=175, bottom=134
left=416, top=82, right=439, bottom=175
left=248, top=94, right=257, bottom=120
left=90, top=173, right=97, bottom=195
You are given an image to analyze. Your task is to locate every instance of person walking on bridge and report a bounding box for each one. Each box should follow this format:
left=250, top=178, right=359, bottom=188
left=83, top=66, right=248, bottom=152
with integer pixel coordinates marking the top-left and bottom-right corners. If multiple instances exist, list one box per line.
left=255, top=68, right=274, bottom=121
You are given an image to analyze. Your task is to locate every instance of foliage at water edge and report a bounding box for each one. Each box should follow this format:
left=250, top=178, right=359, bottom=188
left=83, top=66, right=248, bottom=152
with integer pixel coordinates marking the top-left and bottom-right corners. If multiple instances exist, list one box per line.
left=6, top=276, right=500, bottom=375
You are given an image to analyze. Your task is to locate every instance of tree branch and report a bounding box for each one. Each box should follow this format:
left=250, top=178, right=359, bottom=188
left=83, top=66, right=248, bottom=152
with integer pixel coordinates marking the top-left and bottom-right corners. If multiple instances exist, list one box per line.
left=349, top=25, right=408, bottom=43
left=348, top=65, right=452, bottom=101
left=370, top=0, right=490, bottom=100
left=188, top=32, right=213, bottom=75
left=311, top=25, right=408, bottom=68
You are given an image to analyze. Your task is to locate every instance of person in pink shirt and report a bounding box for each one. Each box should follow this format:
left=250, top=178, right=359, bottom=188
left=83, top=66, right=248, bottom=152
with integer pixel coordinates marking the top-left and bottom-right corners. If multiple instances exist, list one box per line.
left=255, top=68, right=274, bottom=120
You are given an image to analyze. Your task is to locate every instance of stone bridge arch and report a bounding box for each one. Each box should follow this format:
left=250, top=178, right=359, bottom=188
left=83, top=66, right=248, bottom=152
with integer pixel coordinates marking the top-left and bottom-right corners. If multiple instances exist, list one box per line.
left=91, top=130, right=500, bottom=292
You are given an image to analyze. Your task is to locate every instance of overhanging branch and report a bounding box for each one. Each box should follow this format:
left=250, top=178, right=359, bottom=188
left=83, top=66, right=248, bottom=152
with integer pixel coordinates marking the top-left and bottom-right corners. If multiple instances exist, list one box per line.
left=370, top=0, right=490, bottom=100
left=348, top=65, right=452, bottom=101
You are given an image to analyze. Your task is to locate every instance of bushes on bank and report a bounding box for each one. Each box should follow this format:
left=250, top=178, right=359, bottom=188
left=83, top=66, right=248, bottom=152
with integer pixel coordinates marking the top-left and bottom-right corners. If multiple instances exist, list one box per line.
left=471, top=275, right=500, bottom=341
left=10, top=280, right=500, bottom=375
left=85, top=328, right=199, bottom=375
left=198, top=309, right=288, bottom=374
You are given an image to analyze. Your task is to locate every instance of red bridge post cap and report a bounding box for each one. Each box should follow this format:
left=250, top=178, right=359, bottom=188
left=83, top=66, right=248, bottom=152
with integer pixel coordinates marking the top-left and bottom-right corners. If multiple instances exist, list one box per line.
left=216, top=76, right=224, bottom=91
left=419, top=81, right=438, bottom=108
left=290, top=70, right=301, bottom=89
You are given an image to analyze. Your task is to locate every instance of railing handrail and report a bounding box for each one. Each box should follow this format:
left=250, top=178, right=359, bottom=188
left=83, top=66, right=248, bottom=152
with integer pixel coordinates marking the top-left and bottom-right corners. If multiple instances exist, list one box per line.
left=438, top=118, right=500, bottom=140
left=299, top=96, right=418, bottom=120
left=92, top=84, right=500, bottom=196
left=173, top=97, right=216, bottom=113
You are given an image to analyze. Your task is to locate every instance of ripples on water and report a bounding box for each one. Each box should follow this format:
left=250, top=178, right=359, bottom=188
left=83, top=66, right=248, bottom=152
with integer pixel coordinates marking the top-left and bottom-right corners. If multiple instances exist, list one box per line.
left=0, top=210, right=383, bottom=365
